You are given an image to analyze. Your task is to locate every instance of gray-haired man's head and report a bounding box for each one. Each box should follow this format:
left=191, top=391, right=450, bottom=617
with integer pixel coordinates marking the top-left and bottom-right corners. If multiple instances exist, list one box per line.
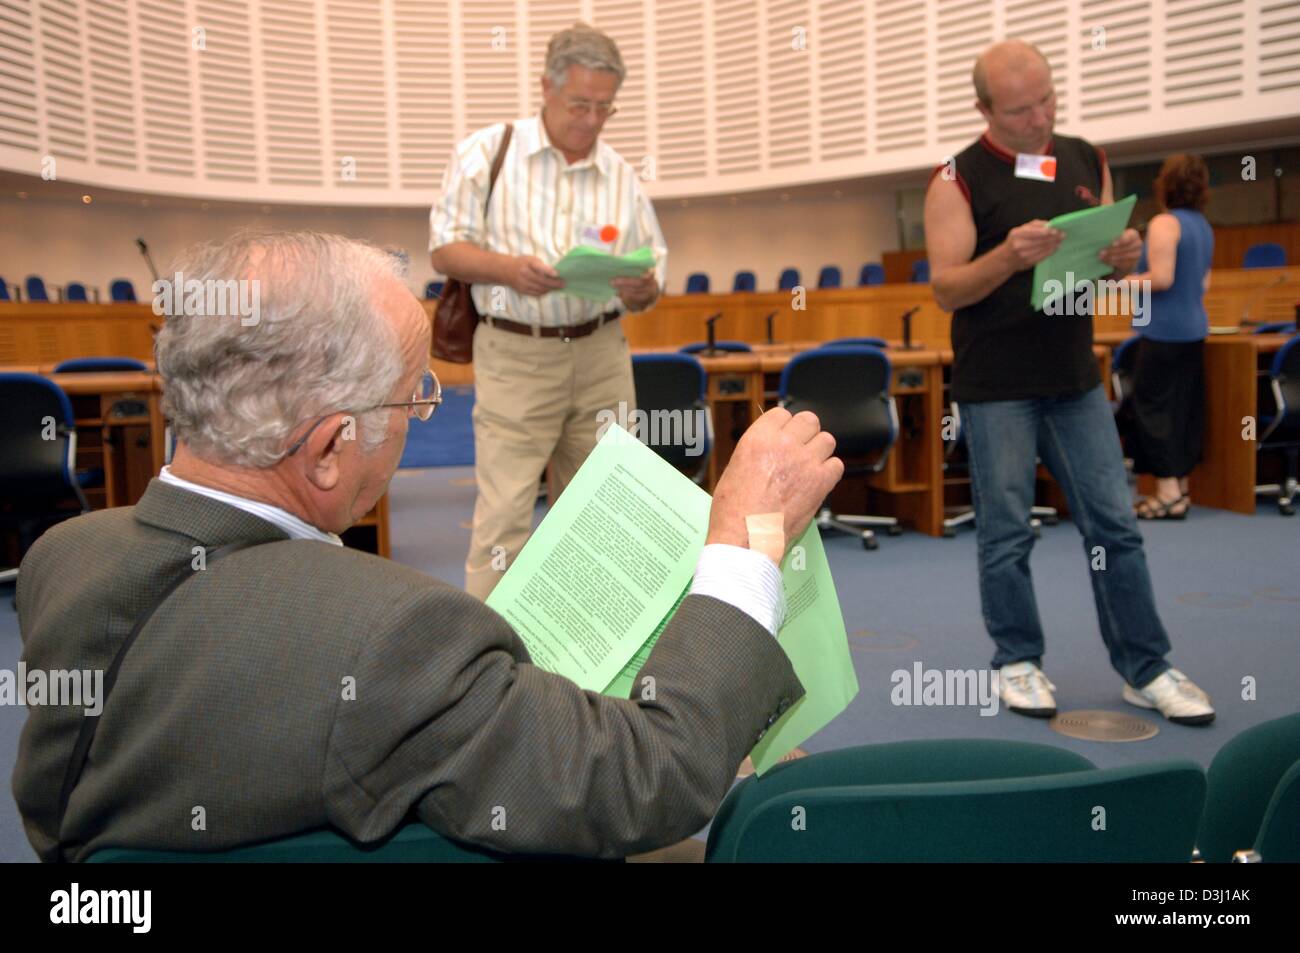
left=541, top=23, right=624, bottom=163
left=156, top=230, right=431, bottom=533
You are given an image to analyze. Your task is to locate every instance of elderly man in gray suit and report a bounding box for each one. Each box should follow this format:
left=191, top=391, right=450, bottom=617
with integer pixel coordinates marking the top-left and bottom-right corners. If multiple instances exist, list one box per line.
left=12, top=231, right=843, bottom=862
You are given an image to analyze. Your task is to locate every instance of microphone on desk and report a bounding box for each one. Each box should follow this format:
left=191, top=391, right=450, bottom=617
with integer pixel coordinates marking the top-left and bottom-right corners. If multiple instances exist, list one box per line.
left=900, top=306, right=922, bottom=350
left=136, top=237, right=160, bottom=284
left=764, top=310, right=778, bottom=345
left=703, top=312, right=723, bottom=355
left=1240, top=274, right=1286, bottom=327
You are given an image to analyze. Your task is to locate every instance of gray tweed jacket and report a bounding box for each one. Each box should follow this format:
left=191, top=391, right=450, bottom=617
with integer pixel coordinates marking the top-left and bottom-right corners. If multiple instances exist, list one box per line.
left=12, top=479, right=802, bottom=861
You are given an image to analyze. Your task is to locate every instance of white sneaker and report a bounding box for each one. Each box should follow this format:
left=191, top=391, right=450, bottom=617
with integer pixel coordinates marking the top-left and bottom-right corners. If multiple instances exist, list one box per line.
left=1123, top=669, right=1216, bottom=726
left=998, top=661, right=1057, bottom=718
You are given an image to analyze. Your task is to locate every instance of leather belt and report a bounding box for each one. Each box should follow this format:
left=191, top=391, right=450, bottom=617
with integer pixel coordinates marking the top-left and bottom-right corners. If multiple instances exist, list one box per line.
left=483, top=310, right=620, bottom=342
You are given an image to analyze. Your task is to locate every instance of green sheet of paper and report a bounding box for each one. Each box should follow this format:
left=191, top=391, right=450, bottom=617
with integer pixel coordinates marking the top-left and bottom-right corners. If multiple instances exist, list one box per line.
left=486, top=423, right=859, bottom=777
left=486, top=425, right=710, bottom=692
left=1031, top=194, right=1137, bottom=311
left=748, top=523, right=860, bottom=775
left=553, top=245, right=656, bottom=302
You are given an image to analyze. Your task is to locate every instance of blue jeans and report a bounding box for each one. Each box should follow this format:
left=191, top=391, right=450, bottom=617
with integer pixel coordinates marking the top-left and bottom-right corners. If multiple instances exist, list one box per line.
left=960, top=385, right=1171, bottom=688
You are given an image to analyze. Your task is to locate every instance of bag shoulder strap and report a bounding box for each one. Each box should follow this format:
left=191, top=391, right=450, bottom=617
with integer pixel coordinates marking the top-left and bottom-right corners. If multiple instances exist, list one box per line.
left=483, top=123, right=513, bottom=214
left=54, top=537, right=277, bottom=861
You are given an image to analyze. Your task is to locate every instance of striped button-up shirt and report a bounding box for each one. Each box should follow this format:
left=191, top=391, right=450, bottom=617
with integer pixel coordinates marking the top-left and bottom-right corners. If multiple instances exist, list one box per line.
left=429, top=114, right=668, bottom=327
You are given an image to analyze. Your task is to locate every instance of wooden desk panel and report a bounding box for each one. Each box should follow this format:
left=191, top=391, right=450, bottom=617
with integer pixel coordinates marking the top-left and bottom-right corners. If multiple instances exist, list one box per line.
left=1191, top=333, right=1291, bottom=515
left=0, top=302, right=157, bottom=365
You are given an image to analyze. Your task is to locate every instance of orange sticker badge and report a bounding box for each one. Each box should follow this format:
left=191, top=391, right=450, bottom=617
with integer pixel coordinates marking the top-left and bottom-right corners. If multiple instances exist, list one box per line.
left=599, top=224, right=619, bottom=243
left=1040, top=158, right=1057, bottom=179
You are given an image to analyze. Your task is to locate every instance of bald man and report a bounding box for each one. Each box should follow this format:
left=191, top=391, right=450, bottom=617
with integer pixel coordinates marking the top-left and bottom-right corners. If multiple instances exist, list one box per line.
left=924, top=40, right=1214, bottom=726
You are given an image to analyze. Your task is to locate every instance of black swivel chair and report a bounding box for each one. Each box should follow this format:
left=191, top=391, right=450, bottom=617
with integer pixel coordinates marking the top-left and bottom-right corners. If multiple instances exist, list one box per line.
left=52, top=357, right=149, bottom=373
left=680, top=340, right=751, bottom=355
left=941, top=402, right=1059, bottom=537
left=1110, top=334, right=1141, bottom=464
left=824, top=336, right=888, bottom=349
left=779, top=345, right=901, bottom=549
left=0, top=373, right=92, bottom=584
left=1255, top=334, right=1300, bottom=515
left=630, top=354, right=712, bottom=484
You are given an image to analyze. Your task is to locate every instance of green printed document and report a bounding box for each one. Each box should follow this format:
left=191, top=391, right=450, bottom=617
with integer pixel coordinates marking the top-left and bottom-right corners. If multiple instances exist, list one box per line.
left=1031, top=194, right=1137, bottom=311
left=554, top=245, right=655, bottom=301
left=486, top=425, right=859, bottom=775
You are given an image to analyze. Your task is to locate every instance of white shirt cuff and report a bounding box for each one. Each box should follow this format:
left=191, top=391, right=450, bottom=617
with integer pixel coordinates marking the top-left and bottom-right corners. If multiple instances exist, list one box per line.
left=690, top=544, right=785, bottom=637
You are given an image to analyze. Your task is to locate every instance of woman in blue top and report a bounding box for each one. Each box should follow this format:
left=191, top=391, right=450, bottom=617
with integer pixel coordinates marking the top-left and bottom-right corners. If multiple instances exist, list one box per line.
left=1127, top=154, right=1214, bottom=519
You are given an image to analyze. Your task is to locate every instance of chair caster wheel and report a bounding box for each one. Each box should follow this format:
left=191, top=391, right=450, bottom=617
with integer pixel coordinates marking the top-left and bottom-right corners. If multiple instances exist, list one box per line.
left=863, top=536, right=879, bottom=550
left=942, top=527, right=956, bottom=538
left=1042, top=515, right=1059, bottom=526
left=886, top=525, right=902, bottom=536
left=1280, top=502, right=1295, bottom=516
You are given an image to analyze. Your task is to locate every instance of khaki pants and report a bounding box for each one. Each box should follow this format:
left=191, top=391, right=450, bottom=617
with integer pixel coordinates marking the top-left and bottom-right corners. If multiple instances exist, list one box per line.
left=465, top=317, right=635, bottom=600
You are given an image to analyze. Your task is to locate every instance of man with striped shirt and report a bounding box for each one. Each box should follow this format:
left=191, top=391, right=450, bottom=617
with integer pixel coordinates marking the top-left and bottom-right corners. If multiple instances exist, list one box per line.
left=430, top=22, right=667, bottom=600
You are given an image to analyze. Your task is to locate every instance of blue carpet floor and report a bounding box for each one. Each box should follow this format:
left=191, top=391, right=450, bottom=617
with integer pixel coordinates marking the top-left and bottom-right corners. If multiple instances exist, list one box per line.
left=1, top=474, right=1296, bottom=861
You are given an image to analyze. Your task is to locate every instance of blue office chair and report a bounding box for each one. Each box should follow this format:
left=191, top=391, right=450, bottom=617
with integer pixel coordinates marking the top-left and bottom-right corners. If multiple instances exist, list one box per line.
left=631, top=353, right=712, bottom=484
left=64, top=282, right=89, bottom=302
left=909, top=259, right=930, bottom=283
left=778, top=268, right=800, bottom=291
left=1243, top=243, right=1286, bottom=269
left=685, top=272, right=710, bottom=294
left=817, top=266, right=842, bottom=289
left=779, top=345, right=901, bottom=549
left=858, top=263, right=885, bottom=286
left=0, top=373, right=92, bottom=584
left=53, top=357, right=149, bottom=373
left=109, top=279, right=137, bottom=303
left=732, top=270, right=757, bottom=292
left=424, top=280, right=445, bottom=300
left=1253, top=321, right=1296, bottom=335
left=1255, top=334, right=1300, bottom=515
left=679, top=340, right=751, bottom=355
left=824, top=337, right=888, bottom=349
left=25, top=275, right=51, bottom=301
left=0, top=276, right=10, bottom=301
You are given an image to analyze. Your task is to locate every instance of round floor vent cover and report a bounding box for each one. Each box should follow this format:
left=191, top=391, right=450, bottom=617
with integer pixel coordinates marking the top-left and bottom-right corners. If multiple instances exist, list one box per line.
left=1050, top=709, right=1159, bottom=742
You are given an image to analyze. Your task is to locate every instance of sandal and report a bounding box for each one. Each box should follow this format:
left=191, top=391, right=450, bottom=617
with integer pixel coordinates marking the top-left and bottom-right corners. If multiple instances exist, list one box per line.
left=1136, top=494, right=1189, bottom=520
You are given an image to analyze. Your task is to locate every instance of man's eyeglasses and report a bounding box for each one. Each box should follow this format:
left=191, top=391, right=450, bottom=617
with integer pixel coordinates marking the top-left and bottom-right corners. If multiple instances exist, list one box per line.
left=284, top=369, right=442, bottom=457
left=563, top=97, right=617, bottom=119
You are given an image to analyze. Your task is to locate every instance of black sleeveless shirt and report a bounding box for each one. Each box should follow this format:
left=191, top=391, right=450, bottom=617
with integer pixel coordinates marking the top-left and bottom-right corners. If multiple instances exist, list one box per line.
left=946, top=133, right=1106, bottom=402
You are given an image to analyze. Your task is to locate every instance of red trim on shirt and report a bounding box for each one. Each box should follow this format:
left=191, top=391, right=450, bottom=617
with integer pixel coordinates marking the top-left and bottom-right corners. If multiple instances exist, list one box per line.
left=930, top=163, right=972, bottom=205
left=979, top=132, right=1056, bottom=163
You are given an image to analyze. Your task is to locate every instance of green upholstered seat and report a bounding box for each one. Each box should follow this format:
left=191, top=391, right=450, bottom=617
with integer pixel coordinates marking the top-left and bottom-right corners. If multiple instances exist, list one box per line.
left=707, top=739, right=1205, bottom=863
left=1198, top=713, right=1300, bottom=862
left=85, top=822, right=508, bottom=863
left=1251, top=758, right=1300, bottom=862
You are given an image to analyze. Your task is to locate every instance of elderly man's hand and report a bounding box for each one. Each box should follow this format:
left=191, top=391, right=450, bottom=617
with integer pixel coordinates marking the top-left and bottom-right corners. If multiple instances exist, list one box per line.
left=706, top=408, right=844, bottom=562
left=611, top=268, right=659, bottom=312
left=1001, top=220, right=1064, bottom=270
left=505, top=255, right=566, bottom=297
left=1099, top=227, right=1143, bottom=276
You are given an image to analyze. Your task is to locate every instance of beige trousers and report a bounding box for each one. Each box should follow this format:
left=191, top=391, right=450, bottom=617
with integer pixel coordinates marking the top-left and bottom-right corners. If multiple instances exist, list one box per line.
left=464, top=317, right=635, bottom=600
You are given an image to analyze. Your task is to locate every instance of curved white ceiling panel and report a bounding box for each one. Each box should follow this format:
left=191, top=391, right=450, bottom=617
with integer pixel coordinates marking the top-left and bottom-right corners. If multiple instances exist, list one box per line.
left=0, top=0, right=1296, bottom=205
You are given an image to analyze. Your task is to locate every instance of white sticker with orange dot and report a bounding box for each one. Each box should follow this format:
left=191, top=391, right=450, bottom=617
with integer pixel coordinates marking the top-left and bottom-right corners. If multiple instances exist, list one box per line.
left=579, top=223, right=620, bottom=250
left=1014, top=153, right=1057, bottom=182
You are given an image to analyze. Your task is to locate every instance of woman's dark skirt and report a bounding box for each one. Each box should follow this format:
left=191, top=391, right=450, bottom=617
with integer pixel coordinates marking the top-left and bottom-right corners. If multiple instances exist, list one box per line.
left=1131, top=336, right=1205, bottom=478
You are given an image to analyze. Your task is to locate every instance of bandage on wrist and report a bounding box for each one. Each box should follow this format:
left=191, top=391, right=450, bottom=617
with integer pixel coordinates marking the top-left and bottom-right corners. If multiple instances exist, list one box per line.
left=745, top=512, right=785, bottom=564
